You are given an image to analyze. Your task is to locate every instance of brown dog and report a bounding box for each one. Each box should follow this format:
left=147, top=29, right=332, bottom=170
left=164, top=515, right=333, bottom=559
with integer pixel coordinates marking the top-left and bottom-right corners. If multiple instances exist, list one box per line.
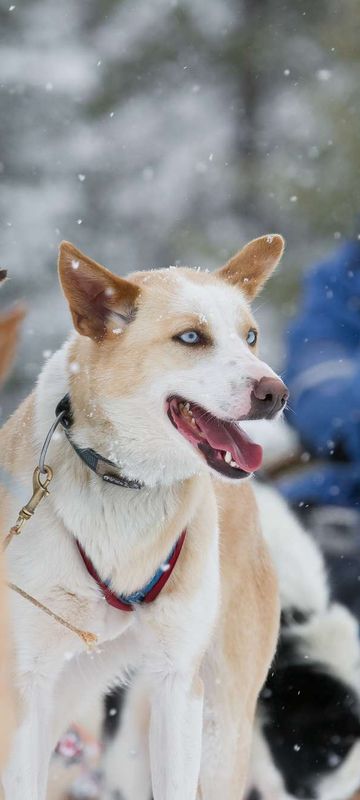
left=0, top=270, right=24, bottom=771
left=0, top=236, right=285, bottom=799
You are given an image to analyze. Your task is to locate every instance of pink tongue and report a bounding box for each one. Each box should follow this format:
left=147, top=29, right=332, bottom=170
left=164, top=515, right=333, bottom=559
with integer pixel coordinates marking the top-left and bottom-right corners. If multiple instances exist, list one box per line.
left=194, top=411, right=263, bottom=473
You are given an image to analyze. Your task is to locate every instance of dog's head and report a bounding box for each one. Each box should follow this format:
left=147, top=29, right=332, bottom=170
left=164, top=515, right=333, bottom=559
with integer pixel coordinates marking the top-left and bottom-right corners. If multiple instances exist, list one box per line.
left=58, top=236, right=288, bottom=486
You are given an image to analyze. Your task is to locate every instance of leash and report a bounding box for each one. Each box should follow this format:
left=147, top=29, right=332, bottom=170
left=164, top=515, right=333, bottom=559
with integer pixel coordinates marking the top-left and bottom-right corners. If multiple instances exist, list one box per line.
left=2, top=408, right=97, bottom=649
left=2, top=397, right=186, bottom=647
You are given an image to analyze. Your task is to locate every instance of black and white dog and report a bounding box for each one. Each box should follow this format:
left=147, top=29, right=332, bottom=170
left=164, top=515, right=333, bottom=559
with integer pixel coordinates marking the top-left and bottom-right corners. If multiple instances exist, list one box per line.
left=249, top=484, right=360, bottom=800
left=100, top=482, right=360, bottom=800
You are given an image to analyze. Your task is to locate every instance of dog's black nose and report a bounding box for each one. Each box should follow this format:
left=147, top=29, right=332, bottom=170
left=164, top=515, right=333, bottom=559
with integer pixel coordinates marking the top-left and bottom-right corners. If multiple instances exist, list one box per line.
left=250, top=376, right=289, bottom=419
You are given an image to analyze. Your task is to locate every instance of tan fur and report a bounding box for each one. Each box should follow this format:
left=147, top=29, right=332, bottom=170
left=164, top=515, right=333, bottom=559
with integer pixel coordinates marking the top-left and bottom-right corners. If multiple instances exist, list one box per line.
left=0, top=305, right=25, bottom=388
left=94, top=481, right=278, bottom=800
left=0, top=556, right=14, bottom=772
left=0, top=388, right=215, bottom=621
left=203, top=480, right=279, bottom=796
left=0, top=237, right=282, bottom=798
left=59, top=241, right=139, bottom=341
left=0, top=276, right=24, bottom=770
left=217, top=234, right=284, bottom=300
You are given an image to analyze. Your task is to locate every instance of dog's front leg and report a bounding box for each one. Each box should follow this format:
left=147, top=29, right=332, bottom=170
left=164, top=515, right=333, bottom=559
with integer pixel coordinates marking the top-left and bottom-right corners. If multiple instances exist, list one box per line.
left=149, top=670, right=204, bottom=800
left=142, top=507, right=219, bottom=800
left=1, top=680, right=53, bottom=800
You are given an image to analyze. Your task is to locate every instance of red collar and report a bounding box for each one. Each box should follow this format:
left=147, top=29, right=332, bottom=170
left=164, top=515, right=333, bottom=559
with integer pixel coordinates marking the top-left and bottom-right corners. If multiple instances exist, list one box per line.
left=76, top=530, right=186, bottom=612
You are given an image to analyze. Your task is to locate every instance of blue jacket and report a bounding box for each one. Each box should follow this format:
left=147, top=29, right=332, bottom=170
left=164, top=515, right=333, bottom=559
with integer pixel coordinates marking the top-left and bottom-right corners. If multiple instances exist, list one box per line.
left=278, top=240, right=360, bottom=508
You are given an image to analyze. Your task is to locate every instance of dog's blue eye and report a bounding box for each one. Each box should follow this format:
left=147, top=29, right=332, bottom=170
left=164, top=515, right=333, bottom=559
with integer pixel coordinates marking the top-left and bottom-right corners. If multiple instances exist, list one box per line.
left=246, top=329, right=257, bottom=346
left=177, top=330, right=201, bottom=345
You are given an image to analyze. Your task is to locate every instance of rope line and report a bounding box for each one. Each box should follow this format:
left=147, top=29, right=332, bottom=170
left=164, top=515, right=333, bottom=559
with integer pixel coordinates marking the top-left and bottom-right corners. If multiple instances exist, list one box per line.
left=2, top=411, right=98, bottom=649
left=8, top=582, right=97, bottom=648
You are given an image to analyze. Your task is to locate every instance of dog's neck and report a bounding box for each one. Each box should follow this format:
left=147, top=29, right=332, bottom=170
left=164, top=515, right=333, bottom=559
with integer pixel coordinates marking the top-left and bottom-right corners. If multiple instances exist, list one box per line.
left=34, top=341, right=204, bottom=594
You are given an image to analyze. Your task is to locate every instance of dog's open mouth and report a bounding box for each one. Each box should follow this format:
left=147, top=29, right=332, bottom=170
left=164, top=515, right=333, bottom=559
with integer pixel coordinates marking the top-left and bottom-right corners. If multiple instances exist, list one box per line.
left=167, top=396, right=263, bottom=479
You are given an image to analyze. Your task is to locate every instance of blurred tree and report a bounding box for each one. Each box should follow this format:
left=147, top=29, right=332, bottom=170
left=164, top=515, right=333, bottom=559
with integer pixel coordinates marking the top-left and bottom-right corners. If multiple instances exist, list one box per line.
left=0, top=0, right=359, bottom=411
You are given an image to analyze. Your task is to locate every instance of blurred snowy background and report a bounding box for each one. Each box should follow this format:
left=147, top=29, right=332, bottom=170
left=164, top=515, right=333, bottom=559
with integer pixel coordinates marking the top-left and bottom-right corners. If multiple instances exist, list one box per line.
left=1, top=0, right=360, bottom=418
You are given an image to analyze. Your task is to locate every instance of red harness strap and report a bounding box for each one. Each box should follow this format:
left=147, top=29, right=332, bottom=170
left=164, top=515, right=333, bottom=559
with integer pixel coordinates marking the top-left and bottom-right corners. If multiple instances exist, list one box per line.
left=76, top=530, right=187, bottom=613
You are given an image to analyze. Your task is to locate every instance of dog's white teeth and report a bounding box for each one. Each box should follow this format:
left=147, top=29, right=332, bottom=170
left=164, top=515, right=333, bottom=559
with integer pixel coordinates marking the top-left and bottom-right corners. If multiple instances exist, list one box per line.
left=223, top=451, right=239, bottom=468
left=180, top=401, right=194, bottom=421
left=191, top=418, right=196, bottom=426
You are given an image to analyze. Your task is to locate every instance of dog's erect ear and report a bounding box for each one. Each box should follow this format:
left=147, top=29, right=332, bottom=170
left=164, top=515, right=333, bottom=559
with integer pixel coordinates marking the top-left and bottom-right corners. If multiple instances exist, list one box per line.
left=216, top=234, right=285, bottom=300
left=0, top=305, right=26, bottom=387
left=58, top=242, right=140, bottom=341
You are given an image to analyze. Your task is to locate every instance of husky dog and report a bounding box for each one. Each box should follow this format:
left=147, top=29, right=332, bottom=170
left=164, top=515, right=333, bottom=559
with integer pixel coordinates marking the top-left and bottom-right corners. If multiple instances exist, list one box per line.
left=101, top=485, right=360, bottom=800
left=0, top=235, right=287, bottom=799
